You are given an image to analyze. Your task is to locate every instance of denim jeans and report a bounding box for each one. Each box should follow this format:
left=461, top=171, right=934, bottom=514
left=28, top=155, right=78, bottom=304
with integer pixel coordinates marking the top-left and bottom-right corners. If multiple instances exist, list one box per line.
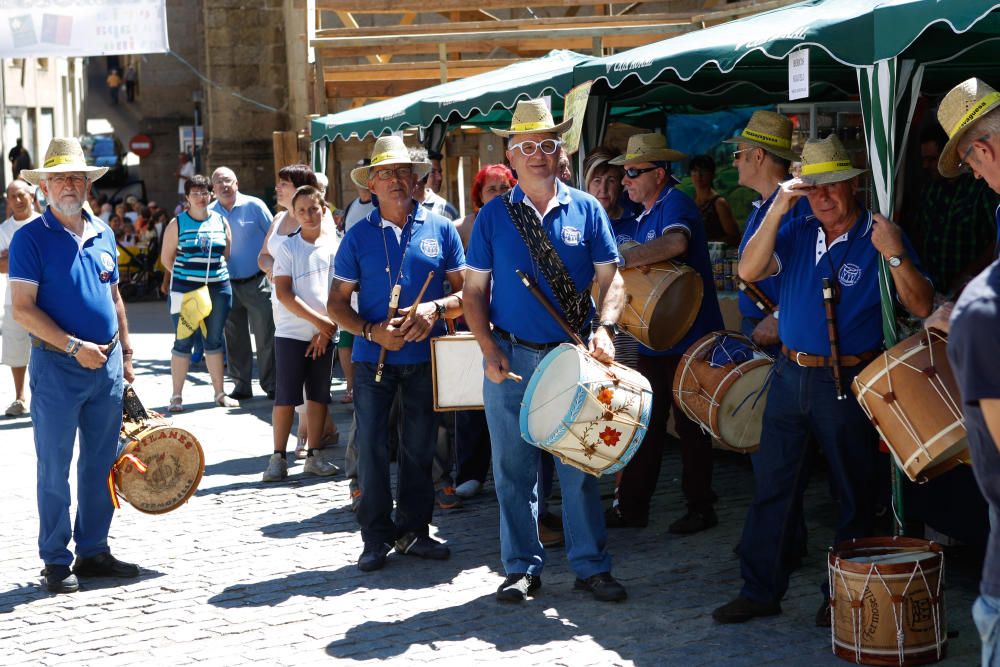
left=172, top=284, right=232, bottom=356
left=353, top=362, right=437, bottom=546
left=739, top=355, right=878, bottom=604
left=455, top=409, right=491, bottom=485
left=483, top=333, right=611, bottom=579
left=30, top=345, right=124, bottom=565
left=976, top=593, right=1000, bottom=666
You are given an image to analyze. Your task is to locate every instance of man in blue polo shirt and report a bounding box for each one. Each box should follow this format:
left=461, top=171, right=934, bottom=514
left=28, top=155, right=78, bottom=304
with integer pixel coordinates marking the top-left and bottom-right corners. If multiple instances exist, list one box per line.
left=607, top=132, right=724, bottom=535
left=329, top=135, right=466, bottom=573
left=464, top=99, right=627, bottom=603
left=9, top=138, right=138, bottom=594
left=936, top=77, right=1000, bottom=665
left=713, top=135, right=933, bottom=625
left=209, top=167, right=275, bottom=400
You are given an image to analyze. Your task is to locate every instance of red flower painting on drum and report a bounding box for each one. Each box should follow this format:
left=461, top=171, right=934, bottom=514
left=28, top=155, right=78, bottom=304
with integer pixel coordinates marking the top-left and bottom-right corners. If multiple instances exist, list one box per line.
left=597, top=387, right=615, bottom=406
left=599, top=427, right=621, bottom=447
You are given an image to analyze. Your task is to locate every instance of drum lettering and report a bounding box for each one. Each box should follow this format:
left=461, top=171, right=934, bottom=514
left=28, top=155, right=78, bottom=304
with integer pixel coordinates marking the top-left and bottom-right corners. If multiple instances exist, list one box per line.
left=862, top=587, right=879, bottom=641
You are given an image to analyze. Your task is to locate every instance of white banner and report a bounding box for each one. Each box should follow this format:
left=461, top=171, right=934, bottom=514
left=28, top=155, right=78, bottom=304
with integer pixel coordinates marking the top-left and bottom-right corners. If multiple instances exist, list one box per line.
left=0, top=0, right=168, bottom=59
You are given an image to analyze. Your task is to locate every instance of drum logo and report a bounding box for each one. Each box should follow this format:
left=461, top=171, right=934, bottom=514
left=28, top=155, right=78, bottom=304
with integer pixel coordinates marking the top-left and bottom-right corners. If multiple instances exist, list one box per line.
left=908, top=590, right=935, bottom=632
left=839, top=263, right=862, bottom=287
left=419, top=238, right=440, bottom=257
left=561, top=226, right=582, bottom=246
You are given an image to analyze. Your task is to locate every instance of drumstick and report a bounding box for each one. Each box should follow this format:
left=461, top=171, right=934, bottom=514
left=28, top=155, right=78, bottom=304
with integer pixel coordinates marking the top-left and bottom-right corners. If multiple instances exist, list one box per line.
left=822, top=277, right=846, bottom=400
left=376, top=272, right=435, bottom=383
left=737, top=279, right=776, bottom=316
left=515, top=269, right=587, bottom=348
left=505, top=372, right=523, bottom=382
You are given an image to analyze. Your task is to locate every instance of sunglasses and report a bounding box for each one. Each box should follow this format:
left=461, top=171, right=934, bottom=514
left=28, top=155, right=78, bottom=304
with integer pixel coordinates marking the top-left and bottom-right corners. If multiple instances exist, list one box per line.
left=509, top=139, right=562, bottom=157
left=623, top=166, right=662, bottom=179
left=731, top=148, right=754, bottom=161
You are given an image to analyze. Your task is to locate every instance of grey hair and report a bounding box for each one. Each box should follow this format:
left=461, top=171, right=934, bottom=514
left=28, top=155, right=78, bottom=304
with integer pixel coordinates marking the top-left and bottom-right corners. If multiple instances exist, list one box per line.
left=408, top=147, right=428, bottom=163
left=960, top=107, right=1000, bottom=154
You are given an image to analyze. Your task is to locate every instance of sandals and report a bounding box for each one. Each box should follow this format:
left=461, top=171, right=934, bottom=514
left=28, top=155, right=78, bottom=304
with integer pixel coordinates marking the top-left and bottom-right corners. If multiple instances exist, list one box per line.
left=215, top=392, right=239, bottom=408
left=339, top=388, right=353, bottom=404
left=295, top=433, right=308, bottom=459
left=168, top=395, right=184, bottom=413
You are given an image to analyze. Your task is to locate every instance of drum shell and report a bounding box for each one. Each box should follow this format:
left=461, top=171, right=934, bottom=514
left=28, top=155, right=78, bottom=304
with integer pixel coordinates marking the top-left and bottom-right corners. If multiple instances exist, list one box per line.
left=829, top=537, right=947, bottom=666
left=114, top=420, right=205, bottom=515
left=852, top=329, right=969, bottom=483
left=591, top=260, right=703, bottom=351
left=673, top=331, right=772, bottom=452
left=431, top=333, right=484, bottom=411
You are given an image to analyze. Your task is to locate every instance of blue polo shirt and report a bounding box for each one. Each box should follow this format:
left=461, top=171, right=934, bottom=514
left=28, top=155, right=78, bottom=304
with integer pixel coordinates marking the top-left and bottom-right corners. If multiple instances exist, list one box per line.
left=947, top=259, right=1000, bottom=598
left=466, top=181, right=618, bottom=344
left=209, top=193, right=272, bottom=280
left=625, top=185, right=723, bottom=356
left=8, top=208, right=119, bottom=343
left=774, top=206, right=923, bottom=356
left=737, top=187, right=812, bottom=319
left=610, top=206, right=640, bottom=245
left=334, top=203, right=465, bottom=364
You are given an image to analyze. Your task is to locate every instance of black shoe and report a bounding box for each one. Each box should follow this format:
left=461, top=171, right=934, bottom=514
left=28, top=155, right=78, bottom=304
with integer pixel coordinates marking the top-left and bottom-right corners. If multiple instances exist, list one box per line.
left=228, top=390, right=253, bottom=400
left=815, top=596, right=831, bottom=627
left=574, top=572, right=627, bottom=602
left=604, top=506, right=648, bottom=529
left=358, top=542, right=391, bottom=572
left=72, top=552, right=139, bottom=578
left=266, top=391, right=275, bottom=400
left=538, top=511, right=564, bottom=533
left=712, top=596, right=781, bottom=624
left=394, top=533, right=450, bottom=560
left=496, top=573, right=541, bottom=602
left=41, top=565, right=79, bottom=593
left=668, top=508, right=718, bottom=535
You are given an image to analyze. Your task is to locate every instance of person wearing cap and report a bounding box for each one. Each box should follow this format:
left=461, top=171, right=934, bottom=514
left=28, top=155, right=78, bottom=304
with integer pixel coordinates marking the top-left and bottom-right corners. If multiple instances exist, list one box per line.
left=328, top=135, right=466, bottom=573
left=713, top=134, right=933, bottom=625
left=936, top=76, right=1000, bottom=665
left=607, top=132, right=725, bottom=535
left=9, top=138, right=139, bottom=594
left=411, top=148, right=459, bottom=221
left=464, top=98, right=627, bottom=603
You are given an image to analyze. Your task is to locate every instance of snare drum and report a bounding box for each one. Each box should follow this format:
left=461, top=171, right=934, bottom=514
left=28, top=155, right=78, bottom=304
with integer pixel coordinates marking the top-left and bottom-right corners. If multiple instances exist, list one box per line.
left=519, top=343, right=652, bottom=476
left=111, top=418, right=205, bottom=514
left=852, top=329, right=969, bottom=483
left=430, top=332, right=484, bottom=411
left=673, top=331, right=773, bottom=453
left=829, top=536, right=947, bottom=666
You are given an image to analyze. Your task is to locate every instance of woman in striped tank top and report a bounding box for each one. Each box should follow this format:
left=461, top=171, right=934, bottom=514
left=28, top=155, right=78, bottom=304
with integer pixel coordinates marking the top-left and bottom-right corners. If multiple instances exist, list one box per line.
left=160, top=174, right=237, bottom=411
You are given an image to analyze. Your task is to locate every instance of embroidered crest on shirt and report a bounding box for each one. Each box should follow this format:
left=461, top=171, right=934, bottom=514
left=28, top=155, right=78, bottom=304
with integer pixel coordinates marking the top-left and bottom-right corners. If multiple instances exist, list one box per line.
left=839, top=263, right=862, bottom=287
left=419, top=238, right=440, bottom=258
left=561, top=226, right=582, bottom=247
left=615, top=234, right=633, bottom=246
left=645, top=230, right=656, bottom=242
left=100, top=252, right=115, bottom=271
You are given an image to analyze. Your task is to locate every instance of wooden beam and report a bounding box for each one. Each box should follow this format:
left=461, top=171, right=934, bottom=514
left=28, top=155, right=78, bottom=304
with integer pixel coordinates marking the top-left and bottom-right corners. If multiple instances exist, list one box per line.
left=317, top=0, right=653, bottom=11
left=323, top=59, right=524, bottom=82
left=439, top=10, right=500, bottom=21
left=691, top=0, right=802, bottom=24
left=326, top=80, right=437, bottom=97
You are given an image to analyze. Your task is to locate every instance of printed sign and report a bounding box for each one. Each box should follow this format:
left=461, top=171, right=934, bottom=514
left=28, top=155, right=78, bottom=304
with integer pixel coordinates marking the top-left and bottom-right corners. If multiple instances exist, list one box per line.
left=788, top=48, right=809, bottom=101
left=561, top=80, right=593, bottom=156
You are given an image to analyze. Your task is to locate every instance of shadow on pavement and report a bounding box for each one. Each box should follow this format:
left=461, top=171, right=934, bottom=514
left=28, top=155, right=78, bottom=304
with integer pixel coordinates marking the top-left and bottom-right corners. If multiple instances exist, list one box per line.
left=0, top=419, right=32, bottom=431
left=0, top=583, right=47, bottom=613
left=196, top=468, right=340, bottom=497
left=260, top=505, right=358, bottom=539
left=0, top=569, right=166, bottom=613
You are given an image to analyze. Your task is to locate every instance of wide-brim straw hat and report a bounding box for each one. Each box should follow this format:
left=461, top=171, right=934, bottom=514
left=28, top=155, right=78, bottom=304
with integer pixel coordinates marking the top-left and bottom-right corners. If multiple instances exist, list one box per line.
left=21, top=137, right=108, bottom=186
left=490, top=98, right=573, bottom=138
left=937, top=77, right=1000, bottom=178
left=349, top=136, right=431, bottom=187
left=723, top=110, right=799, bottom=162
left=798, top=135, right=867, bottom=185
left=609, top=132, right=686, bottom=166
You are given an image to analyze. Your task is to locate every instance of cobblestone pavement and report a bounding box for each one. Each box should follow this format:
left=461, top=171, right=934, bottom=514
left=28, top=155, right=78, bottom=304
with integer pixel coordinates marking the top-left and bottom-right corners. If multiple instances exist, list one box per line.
left=0, top=302, right=984, bottom=665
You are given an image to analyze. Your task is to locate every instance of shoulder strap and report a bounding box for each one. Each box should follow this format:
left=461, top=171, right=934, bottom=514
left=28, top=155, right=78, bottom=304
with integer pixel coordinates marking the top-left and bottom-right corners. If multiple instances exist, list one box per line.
left=500, top=191, right=589, bottom=333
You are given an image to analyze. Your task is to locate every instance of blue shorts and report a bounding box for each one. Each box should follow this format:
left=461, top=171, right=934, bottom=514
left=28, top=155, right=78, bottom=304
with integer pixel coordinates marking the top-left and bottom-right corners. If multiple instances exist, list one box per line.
left=273, top=336, right=334, bottom=407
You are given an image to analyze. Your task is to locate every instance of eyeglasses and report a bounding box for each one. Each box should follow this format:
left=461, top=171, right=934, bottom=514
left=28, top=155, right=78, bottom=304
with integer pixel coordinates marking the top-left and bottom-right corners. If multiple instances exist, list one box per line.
left=731, top=148, right=753, bottom=161
left=47, top=174, right=87, bottom=186
left=957, top=134, right=990, bottom=172
left=188, top=190, right=212, bottom=198
left=373, top=166, right=414, bottom=181
left=509, top=139, right=562, bottom=157
left=623, top=166, right=661, bottom=179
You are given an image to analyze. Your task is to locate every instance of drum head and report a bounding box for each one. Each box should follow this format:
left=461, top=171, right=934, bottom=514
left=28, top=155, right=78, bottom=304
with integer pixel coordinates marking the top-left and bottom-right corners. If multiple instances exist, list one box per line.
left=523, top=346, right=581, bottom=444
left=116, top=425, right=204, bottom=514
left=717, top=360, right=772, bottom=451
left=646, top=269, right=703, bottom=350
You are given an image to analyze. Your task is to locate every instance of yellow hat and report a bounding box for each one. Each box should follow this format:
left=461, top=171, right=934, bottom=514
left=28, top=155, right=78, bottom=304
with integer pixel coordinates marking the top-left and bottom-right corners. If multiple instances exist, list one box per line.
left=798, top=135, right=867, bottom=185
left=609, top=133, right=686, bottom=166
left=723, top=110, right=799, bottom=162
left=349, top=136, right=431, bottom=187
left=490, top=98, right=573, bottom=138
left=177, top=286, right=212, bottom=340
left=936, top=77, right=1000, bottom=178
left=21, top=137, right=108, bottom=186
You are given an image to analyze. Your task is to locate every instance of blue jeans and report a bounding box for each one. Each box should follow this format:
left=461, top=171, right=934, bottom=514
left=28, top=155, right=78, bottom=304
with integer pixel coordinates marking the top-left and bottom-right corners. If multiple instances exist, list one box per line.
left=975, top=592, right=1000, bottom=667
left=483, top=333, right=611, bottom=579
left=172, top=285, right=232, bottom=356
left=739, top=355, right=878, bottom=604
left=30, top=344, right=124, bottom=565
left=353, top=362, right=437, bottom=546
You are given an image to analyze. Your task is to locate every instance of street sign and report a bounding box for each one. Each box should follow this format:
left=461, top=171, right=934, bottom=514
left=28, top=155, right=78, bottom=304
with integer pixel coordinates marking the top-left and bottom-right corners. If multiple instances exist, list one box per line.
left=129, top=134, right=154, bottom=158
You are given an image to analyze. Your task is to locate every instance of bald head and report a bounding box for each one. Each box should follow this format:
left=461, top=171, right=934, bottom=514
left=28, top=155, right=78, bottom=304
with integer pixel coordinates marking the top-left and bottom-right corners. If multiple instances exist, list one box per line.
left=6, top=178, right=35, bottom=220
left=211, top=167, right=238, bottom=208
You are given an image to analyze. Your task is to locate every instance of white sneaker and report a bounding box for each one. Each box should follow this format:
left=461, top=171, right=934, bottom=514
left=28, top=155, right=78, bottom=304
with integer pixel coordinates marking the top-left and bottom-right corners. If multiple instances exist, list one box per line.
left=4, top=399, right=27, bottom=417
left=454, top=479, right=482, bottom=498
left=262, top=453, right=288, bottom=482
left=303, top=450, right=341, bottom=477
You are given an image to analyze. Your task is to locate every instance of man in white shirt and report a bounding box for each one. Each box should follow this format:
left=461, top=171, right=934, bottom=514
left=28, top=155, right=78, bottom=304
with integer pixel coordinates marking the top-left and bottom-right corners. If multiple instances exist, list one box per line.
left=0, top=179, right=40, bottom=416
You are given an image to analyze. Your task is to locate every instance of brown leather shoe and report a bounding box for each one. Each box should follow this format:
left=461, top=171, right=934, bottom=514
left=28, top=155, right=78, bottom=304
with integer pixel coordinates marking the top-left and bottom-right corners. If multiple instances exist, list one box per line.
left=539, top=522, right=564, bottom=548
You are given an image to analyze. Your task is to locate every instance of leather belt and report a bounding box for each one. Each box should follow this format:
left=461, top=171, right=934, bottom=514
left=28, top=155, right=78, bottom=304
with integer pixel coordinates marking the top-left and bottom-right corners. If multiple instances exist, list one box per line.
left=32, top=331, right=120, bottom=356
left=781, top=344, right=879, bottom=368
left=492, top=326, right=564, bottom=352
left=231, top=270, right=265, bottom=285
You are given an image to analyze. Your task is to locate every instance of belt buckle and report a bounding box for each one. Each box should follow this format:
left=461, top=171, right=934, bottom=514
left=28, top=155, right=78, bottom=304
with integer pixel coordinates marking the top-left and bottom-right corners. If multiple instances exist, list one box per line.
left=795, top=351, right=808, bottom=367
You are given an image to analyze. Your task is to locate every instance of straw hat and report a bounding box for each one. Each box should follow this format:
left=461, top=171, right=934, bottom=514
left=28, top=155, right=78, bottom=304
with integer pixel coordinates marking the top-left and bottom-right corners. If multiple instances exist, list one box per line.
left=936, top=77, right=1000, bottom=178
left=490, top=98, right=572, bottom=138
left=723, top=110, right=799, bottom=162
left=349, top=136, right=430, bottom=187
left=349, top=158, right=371, bottom=190
left=21, top=137, right=108, bottom=186
left=798, top=135, right=867, bottom=185
left=609, top=133, right=686, bottom=166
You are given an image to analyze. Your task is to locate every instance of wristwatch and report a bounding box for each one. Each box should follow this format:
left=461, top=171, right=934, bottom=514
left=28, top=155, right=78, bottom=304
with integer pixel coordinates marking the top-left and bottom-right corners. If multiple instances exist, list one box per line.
left=598, top=320, right=619, bottom=336
left=886, top=253, right=906, bottom=268
left=434, top=300, right=447, bottom=320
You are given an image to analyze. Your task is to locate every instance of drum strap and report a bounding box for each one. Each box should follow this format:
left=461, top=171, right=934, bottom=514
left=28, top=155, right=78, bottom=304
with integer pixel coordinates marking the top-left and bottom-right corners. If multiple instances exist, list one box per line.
left=501, top=191, right=590, bottom=333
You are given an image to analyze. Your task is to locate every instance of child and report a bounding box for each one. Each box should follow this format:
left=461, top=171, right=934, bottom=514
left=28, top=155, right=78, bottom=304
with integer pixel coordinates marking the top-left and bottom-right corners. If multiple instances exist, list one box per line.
left=263, top=185, right=342, bottom=481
